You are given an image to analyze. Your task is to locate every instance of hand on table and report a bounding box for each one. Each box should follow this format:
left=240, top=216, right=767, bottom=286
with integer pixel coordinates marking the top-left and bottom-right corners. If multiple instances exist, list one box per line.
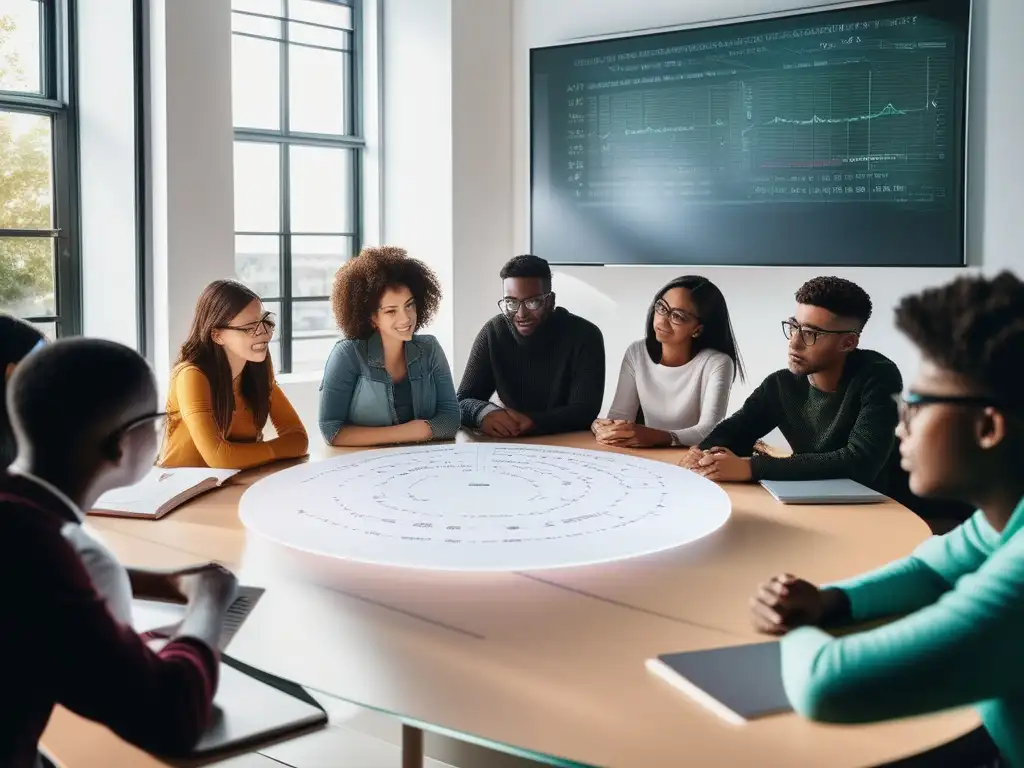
left=504, top=408, right=534, bottom=435
left=481, top=409, right=522, bottom=438
left=173, top=563, right=238, bottom=606
left=750, top=573, right=831, bottom=635
left=592, top=419, right=669, bottom=448
left=690, top=447, right=753, bottom=482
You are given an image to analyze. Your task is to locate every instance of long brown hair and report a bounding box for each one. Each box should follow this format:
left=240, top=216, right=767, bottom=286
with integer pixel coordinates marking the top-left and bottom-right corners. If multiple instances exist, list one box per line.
left=175, top=279, right=271, bottom=435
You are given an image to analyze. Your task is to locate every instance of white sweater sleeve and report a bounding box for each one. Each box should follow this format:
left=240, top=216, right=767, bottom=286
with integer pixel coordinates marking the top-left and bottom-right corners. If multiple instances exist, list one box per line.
left=605, top=344, right=641, bottom=421
left=669, top=355, right=735, bottom=446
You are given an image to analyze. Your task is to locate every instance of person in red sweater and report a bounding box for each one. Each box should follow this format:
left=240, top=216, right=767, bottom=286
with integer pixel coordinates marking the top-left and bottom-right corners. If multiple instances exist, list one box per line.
left=0, top=337, right=237, bottom=768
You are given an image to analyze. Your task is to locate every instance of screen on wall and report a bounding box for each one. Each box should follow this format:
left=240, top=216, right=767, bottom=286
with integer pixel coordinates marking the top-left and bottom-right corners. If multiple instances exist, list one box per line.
left=529, top=0, right=971, bottom=267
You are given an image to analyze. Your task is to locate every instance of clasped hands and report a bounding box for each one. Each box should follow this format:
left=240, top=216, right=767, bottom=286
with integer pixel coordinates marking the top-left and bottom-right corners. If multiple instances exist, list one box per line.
left=677, top=445, right=753, bottom=482
left=591, top=418, right=668, bottom=448
left=480, top=407, right=535, bottom=438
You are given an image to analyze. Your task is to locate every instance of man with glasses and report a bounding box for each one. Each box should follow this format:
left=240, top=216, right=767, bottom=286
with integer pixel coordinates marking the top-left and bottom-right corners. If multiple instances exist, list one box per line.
left=681, top=276, right=902, bottom=491
left=457, top=254, right=606, bottom=437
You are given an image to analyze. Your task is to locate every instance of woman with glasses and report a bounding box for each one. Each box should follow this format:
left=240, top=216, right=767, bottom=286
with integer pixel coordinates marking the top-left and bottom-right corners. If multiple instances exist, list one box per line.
left=318, top=245, right=460, bottom=446
left=749, top=271, right=1024, bottom=768
left=158, top=279, right=309, bottom=469
left=593, top=276, right=744, bottom=448
left=0, top=313, right=46, bottom=469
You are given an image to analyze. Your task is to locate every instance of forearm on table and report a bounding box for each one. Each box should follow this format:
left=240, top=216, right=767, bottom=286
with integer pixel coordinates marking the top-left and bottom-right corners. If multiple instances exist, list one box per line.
left=330, top=421, right=431, bottom=446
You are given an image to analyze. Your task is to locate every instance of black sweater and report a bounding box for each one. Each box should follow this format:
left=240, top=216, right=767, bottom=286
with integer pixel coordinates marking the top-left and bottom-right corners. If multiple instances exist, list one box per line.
left=697, top=349, right=903, bottom=491
left=457, top=307, right=606, bottom=435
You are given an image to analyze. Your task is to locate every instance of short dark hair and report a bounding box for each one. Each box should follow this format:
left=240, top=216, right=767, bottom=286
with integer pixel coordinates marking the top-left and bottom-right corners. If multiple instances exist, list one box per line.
left=894, top=270, right=1024, bottom=410
left=795, top=276, right=873, bottom=328
left=0, top=314, right=46, bottom=468
left=7, top=338, right=157, bottom=461
left=500, top=254, right=552, bottom=292
left=331, top=245, right=442, bottom=340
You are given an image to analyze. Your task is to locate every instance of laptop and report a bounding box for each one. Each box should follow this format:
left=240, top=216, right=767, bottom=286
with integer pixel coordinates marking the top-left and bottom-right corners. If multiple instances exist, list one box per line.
left=759, top=478, right=887, bottom=505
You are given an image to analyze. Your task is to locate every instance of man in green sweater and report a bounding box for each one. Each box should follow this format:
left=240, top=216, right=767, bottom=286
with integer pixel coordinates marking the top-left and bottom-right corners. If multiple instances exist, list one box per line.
left=750, top=271, right=1024, bottom=766
left=681, top=276, right=902, bottom=492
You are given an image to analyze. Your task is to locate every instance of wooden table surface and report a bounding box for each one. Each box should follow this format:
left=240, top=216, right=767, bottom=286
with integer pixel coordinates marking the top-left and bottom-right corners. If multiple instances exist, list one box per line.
left=42, top=431, right=979, bottom=768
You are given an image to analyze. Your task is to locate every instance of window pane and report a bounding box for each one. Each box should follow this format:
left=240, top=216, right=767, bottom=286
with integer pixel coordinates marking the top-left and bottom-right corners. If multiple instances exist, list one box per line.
left=236, top=234, right=280, bottom=297
left=232, top=12, right=282, bottom=39
left=0, top=110, right=52, bottom=229
left=31, top=320, right=56, bottom=340
left=288, top=23, right=348, bottom=49
left=232, top=0, right=283, bottom=14
left=232, top=35, right=281, bottom=129
left=288, top=46, right=351, bottom=135
left=292, top=335, right=338, bottom=373
left=291, top=235, right=348, bottom=297
left=288, top=0, right=351, bottom=29
left=292, top=299, right=337, bottom=373
left=289, top=146, right=354, bottom=232
left=0, top=236, right=55, bottom=317
left=234, top=142, right=280, bottom=231
left=0, top=1, right=42, bottom=93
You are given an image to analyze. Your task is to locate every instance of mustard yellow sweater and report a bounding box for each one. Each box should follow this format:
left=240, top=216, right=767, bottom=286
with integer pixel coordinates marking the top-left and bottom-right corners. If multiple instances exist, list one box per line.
left=158, top=364, right=308, bottom=470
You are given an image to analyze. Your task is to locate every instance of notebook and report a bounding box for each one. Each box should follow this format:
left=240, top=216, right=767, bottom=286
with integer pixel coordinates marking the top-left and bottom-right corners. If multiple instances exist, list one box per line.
left=646, top=641, right=791, bottom=725
left=759, top=478, right=887, bottom=505
left=89, top=466, right=240, bottom=519
left=186, top=655, right=328, bottom=758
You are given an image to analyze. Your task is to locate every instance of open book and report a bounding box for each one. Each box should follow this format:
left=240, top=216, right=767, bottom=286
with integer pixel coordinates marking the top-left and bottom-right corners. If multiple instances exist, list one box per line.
left=89, top=466, right=240, bottom=519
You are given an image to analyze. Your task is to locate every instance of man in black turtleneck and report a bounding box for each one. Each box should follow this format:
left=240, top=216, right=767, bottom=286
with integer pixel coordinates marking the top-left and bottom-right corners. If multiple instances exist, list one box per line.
left=457, top=255, right=606, bottom=437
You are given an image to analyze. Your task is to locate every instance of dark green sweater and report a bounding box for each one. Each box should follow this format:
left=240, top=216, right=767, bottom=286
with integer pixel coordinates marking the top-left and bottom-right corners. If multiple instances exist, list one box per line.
left=697, top=349, right=903, bottom=491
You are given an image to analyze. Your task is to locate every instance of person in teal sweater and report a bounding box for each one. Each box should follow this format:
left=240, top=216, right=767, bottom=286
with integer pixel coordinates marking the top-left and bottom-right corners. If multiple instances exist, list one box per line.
left=749, top=271, right=1024, bottom=767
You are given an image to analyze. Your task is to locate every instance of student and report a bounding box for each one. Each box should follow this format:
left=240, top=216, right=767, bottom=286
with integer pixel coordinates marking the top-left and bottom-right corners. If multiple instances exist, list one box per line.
left=682, top=276, right=902, bottom=491
left=319, top=245, right=460, bottom=446
left=457, top=254, right=605, bottom=437
left=159, top=279, right=309, bottom=470
left=0, top=314, right=46, bottom=469
left=748, top=271, right=1024, bottom=768
left=0, top=337, right=237, bottom=767
left=593, top=276, right=743, bottom=448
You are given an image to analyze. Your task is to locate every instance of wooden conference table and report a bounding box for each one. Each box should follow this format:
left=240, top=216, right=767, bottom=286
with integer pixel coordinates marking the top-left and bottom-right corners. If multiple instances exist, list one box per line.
left=41, top=431, right=979, bottom=768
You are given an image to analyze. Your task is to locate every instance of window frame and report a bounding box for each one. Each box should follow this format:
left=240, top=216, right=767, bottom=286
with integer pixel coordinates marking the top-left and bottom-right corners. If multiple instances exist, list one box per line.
left=231, top=0, right=363, bottom=374
left=0, top=0, right=82, bottom=339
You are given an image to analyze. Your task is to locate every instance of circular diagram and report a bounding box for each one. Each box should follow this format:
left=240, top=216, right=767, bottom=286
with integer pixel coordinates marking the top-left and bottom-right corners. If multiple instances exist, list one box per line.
left=239, top=443, right=732, bottom=571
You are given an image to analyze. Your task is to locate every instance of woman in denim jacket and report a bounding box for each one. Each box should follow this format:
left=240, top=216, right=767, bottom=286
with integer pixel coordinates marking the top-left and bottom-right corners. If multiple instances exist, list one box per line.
left=318, top=246, right=460, bottom=446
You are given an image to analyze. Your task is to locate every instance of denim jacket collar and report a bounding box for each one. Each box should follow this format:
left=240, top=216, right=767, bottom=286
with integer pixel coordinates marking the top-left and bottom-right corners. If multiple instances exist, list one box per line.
left=366, top=331, right=422, bottom=367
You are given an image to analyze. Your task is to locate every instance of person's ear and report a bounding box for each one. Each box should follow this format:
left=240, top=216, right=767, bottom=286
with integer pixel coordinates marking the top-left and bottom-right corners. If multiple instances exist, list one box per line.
left=692, top=323, right=704, bottom=339
left=211, top=329, right=226, bottom=346
left=840, top=333, right=859, bottom=352
left=977, top=407, right=1007, bottom=451
left=4, top=362, right=15, bottom=382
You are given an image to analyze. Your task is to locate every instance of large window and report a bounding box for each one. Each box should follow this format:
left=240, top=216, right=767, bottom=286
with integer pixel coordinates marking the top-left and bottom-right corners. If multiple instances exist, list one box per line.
left=0, top=0, right=79, bottom=340
left=230, top=0, right=362, bottom=374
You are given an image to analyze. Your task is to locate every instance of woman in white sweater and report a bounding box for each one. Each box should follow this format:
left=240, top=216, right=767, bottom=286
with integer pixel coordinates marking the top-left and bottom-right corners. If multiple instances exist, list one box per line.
left=593, top=276, right=744, bottom=448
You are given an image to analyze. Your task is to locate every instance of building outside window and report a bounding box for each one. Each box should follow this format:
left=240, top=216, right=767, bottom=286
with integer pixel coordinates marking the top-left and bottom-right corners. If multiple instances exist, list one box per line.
left=0, top=0, right=80, bottom=340
left=230, top=0, right=362, bottom=374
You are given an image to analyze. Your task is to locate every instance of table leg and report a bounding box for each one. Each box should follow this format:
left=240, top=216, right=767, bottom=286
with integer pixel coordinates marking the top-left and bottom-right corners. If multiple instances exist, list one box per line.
left=402, top=724, right=424, bottom=768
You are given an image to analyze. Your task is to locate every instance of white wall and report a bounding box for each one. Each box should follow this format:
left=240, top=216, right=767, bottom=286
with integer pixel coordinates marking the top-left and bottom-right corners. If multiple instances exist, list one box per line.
left=148, top=0, right=236, bottom=390
left=479, top=0, right=1023, bottom=416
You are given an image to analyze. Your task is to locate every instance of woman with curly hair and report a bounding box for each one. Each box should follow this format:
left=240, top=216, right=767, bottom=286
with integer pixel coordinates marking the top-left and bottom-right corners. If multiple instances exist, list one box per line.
left=318, top=245, right=459, bottom=446
left=749, top=271, right=1024, bottom=768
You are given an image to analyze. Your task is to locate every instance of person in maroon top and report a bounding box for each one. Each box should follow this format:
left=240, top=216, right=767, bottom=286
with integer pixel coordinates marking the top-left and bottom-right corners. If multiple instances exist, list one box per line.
left=0, top=337, right=238, bottom=768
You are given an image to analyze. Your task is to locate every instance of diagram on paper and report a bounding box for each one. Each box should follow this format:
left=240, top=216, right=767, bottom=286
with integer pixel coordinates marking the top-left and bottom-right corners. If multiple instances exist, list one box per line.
left=239, top=443, right=732, bottom=571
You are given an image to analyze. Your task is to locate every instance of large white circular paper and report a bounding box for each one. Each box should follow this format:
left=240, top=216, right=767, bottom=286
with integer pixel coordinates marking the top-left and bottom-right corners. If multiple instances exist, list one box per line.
left=239, top=443, right=731, bottom=571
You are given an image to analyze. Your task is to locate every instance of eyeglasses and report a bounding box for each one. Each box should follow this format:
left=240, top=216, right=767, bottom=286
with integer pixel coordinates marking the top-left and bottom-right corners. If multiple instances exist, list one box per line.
left=654, top=299, right=699, bottom=326
left=498, top=293, right=551, bottom=314
left=892, top=392, right=1003, bottom=434
left=221, top=311, right=276, bottom=337
left=781, top=320, right=859, bottom=346
left=108, top=411, right=168, bottom=443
